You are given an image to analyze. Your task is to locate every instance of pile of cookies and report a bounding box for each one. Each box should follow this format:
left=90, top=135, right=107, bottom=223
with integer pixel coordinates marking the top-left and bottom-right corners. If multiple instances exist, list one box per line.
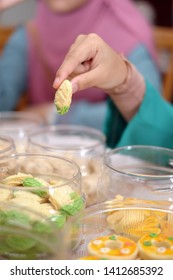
left=77, top=196, right=173, bottom=260
left=80, top=232, right=173, bottom=260
left=0, top=172, right=85, bottom=228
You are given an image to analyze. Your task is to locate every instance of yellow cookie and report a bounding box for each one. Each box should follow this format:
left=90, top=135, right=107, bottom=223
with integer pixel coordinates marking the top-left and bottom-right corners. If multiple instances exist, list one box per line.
left=138, top=232, right=173, bottom=260
left=87, top=234, right=138, bottom=260
left=54, top=79, right=72, bottom=115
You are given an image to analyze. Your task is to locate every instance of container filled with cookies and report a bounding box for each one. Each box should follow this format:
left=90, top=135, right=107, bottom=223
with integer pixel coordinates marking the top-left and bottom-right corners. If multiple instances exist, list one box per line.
left=27, top=125, right=106, bottom=206
left=0, top=201, right=70, bottom=260
left=74, top=197, right=173, bottom=260
left=0, top=153, right=85, bottom=253
left=100, top=145, right=173, bottom=202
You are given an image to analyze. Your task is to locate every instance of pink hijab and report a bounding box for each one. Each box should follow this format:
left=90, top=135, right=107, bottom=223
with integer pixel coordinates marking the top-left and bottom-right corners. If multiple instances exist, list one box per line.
left=27, top=0, right=157, bottom=104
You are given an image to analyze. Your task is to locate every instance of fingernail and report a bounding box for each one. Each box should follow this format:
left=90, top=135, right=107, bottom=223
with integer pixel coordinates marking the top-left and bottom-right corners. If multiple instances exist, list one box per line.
left=53, top=77, right=59, bottom=88
left=72, top=83, right=78, bottom=93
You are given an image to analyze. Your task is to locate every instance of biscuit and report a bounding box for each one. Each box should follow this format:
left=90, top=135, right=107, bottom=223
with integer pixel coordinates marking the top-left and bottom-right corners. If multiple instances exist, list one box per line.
left=87, top=234, right=138, bottom=260
left=54, top=79, right=72, bottom=115
left=138, top=232, right=173, bottom=260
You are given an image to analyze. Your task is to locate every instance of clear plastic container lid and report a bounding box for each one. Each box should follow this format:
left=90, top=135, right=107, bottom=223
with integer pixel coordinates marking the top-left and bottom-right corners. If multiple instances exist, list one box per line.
left=0, top=111, right=43, bottom=152
left=0, top=135, right=15, bottom=157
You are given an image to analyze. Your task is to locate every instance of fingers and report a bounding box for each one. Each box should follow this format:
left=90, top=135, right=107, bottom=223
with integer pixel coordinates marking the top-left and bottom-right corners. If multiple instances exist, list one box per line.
left=53, top=34, right=100, bottom=89
left=52, top=33, right=127, bottom=97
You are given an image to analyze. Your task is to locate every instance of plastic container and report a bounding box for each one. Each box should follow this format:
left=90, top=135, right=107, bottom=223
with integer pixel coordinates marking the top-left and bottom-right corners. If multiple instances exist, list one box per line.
left=74, top=198, right=173, bottom=260
left=0, top=111, right=43, bottom=152
left=0, top=153, right=85, bottom=250
left=0, top=202, right=70, bottom=260
left=100, top=145, right=173, bottom=202
left=27, top=125, right=106, bottom=206
left=0, top=135, right=15, bottom=157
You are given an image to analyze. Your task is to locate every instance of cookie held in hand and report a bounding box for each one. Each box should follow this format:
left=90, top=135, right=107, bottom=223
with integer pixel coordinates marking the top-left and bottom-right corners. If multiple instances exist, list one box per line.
left=54, top=79, right=72, bottom=115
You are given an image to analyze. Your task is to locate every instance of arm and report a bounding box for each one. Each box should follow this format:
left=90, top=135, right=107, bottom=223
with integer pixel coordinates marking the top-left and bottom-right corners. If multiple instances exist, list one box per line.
left=53, top=33, right=173, bottom=149
left=109, top=81, right=173, bottom=149
left=103, top=47, right=173, bottom=148
left=0, top=27, right=27, bottom=111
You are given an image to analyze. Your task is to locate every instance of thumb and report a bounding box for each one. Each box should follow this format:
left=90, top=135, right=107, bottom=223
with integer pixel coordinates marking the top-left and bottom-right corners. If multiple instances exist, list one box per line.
left=71, top=68, right=101, bottom=93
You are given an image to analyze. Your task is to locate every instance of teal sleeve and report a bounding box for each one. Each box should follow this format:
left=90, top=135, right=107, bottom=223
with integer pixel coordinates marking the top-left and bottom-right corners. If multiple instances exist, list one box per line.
left=105, top=81, right=173, bottom=149
left=0, top=27, right=27, bottom=111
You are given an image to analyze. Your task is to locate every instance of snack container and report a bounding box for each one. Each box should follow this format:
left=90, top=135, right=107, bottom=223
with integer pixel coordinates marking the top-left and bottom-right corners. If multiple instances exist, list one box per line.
left=100, top=145, right=173, bottom=202
left=74, top=198, right=173, bottom=260
left=0, top=111, right=43, bottom=152
left=27, top=125, right=106, bottom=206
left=0, top=135, right=15, bottom=157
left=0, top=153, right=85, bottom=251
left=0, top=201, right=70, bottom=260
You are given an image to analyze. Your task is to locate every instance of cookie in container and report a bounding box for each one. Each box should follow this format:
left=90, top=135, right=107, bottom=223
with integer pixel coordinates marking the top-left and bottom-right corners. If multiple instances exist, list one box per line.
left=27, top=124, right=107, bottom=206
left=0, top=153, right=85, bottom=253
left=0, top=201, right=71, bottom=260
left=74, top=197, right=173, bottom=260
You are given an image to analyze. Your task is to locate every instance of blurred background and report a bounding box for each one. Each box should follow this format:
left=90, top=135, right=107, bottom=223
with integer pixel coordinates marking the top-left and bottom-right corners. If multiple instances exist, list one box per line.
left=0, top=0, right=35, bottom=26
left=0, top=0, right=172, bottom=27
left=0, top=0, right=173, bottom=125
left=134, top=0, right=173, bottom=27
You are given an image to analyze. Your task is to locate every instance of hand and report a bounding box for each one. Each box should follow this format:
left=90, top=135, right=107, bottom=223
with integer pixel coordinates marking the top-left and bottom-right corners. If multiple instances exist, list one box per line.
left=0, top=0, right=25, bottom=11
left=53, top=33, right=127, bottom=95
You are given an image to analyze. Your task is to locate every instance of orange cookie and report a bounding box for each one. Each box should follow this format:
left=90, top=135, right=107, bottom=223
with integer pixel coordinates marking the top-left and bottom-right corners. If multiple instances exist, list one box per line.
left=138, top=232, right=173, bottom=260
left=87, top=234, right=138, bottom=260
